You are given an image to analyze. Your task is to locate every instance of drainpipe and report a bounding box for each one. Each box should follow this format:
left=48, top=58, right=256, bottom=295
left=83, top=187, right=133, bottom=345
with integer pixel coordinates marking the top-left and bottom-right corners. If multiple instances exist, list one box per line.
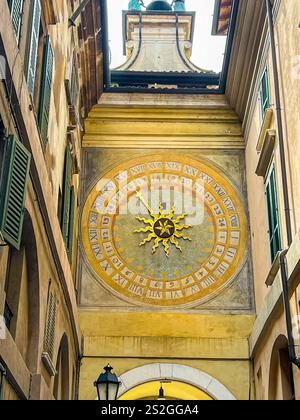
left=74, top=353, right=83, bottom=400
left=265, top=0, right=292, bottom=247
left=279, top=252, right=300, bottom=368
left=0, top=363, right=6, bottom=400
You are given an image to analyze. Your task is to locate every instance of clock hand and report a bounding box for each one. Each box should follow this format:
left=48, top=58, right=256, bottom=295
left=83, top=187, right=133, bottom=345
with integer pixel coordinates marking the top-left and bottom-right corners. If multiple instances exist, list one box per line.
left=136, top=190, right=156, bottom=218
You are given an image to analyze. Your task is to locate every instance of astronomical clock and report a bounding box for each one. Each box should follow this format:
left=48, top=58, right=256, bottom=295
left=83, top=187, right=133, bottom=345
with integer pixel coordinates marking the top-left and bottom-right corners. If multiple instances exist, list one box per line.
left=81, top=155, right=247, bottom=308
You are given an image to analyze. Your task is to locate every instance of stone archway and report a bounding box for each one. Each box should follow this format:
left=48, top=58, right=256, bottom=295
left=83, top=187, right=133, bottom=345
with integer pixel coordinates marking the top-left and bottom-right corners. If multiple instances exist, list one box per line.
left=118, top=364, right=236, bottom=400
left=53, top=334, right=70, bottom=400
left=5, top=209, right=40, bottom=373
left=268, top=335, right=295, bottom=401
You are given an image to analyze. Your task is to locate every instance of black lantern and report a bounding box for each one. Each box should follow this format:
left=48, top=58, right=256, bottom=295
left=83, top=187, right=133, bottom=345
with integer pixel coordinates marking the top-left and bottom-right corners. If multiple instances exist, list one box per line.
left=94, top=364, right=121, bottom=401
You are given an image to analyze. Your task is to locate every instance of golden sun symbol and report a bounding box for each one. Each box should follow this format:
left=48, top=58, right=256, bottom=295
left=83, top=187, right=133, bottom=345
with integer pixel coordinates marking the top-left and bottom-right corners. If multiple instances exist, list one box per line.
left=134, top=191, right=192, bottom=257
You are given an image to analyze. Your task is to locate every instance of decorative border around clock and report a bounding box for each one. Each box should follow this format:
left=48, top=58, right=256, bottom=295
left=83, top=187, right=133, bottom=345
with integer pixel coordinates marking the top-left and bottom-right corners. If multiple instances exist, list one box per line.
left=80, top=154, right=248, bottom=309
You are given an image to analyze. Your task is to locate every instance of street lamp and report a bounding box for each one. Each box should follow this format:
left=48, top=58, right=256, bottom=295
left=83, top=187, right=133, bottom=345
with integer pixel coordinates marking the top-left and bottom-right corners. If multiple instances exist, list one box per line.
left=94, top=364, right=121, bottom=401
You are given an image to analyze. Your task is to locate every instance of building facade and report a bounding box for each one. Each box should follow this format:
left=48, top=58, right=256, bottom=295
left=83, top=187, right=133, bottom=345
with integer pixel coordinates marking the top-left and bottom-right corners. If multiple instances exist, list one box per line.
left=0, top=0, right=102, bottom=400
left=77, top=1, right=255, bottom=401
left=227, top=0, right=300, bottom=400
left=0, top=0, right=300, bottom=401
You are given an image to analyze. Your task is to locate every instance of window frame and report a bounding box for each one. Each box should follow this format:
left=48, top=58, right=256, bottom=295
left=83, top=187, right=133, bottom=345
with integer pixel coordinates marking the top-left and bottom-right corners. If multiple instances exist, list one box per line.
left=265, top=162, right=282, bottom=262
left=260, top=67, right=271, bottom=120
left=25, top=0, right=42, bottom=97
left=7, top=0, right=24, bottom=46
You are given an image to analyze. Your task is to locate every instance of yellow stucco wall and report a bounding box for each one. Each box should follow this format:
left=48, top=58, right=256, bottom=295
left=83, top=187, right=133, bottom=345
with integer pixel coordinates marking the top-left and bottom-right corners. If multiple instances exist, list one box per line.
left=79, top=312, right=255, bottom=400
left=77, top=90, right=255, bottom=400
left=244, top=0, right=300, bottom=400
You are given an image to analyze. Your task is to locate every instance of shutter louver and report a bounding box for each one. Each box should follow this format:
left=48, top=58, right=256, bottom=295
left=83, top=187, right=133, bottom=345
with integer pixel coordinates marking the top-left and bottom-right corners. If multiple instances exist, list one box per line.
left=26, top=0, right=41, bottom=96
left=70, top=62, right=78, bottom=107
left=8, top=0, right=24, bottom=44
left=38, top=36, right=54, bottom=146
left=44, top=290, right=57, bottom=360
left=266, top=166, right=281, bottom=262
left=67, top=186, right=75, bottom=263
left=61, top=147, right=72, bottom=245
left=0, top=136, right=31, bottom=250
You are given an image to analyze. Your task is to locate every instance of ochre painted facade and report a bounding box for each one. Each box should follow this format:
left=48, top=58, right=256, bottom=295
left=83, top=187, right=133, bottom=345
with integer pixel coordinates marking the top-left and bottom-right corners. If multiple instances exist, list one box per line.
left=77, top=91, right=255, bottom=400
left=1, top=0, right=300, bottom=401
left=0, top=0, right=102, bottom=400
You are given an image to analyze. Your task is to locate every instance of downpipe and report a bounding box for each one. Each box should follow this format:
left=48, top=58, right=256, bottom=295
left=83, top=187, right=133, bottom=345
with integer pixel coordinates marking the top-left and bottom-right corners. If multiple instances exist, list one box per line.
left=0, top=362, right=6, bottom=400
left=279, top=251, right=300, bottom=369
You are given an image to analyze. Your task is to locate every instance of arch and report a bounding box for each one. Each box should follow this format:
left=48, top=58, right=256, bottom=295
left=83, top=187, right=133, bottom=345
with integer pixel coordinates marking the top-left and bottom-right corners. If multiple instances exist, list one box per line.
left=268, top=335, right=295, bottom=400
left=5, top=209, right=40, bottom=373
left=118, top=364, right=236, bottom=401
left=53, top=333, right=70, bottom=400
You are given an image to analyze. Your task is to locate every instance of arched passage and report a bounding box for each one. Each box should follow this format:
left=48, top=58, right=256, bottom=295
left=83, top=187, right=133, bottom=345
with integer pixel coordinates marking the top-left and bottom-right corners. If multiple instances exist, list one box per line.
left=118, top=364, right=236, bottom=400
left=5, top=209, right=40, bottom=373
left=268, top=335, right=295, bottom=400
left=53, top=334, right=70, bottom=400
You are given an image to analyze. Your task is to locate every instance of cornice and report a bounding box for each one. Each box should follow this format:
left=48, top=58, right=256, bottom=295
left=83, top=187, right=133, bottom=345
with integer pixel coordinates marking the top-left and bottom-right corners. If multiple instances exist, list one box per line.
left=83, top=105, right=244, bottom=149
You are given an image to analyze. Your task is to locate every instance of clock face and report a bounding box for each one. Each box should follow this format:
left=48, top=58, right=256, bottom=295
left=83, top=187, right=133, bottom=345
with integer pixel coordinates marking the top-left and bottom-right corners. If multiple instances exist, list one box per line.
left=81, top=155, right=247, bottom=308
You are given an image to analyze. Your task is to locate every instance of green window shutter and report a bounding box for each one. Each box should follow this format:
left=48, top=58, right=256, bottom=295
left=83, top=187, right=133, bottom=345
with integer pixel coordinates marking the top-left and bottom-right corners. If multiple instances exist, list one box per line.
left=260, top=68, right=270, bottom=118
left=61, top=147, right=72, bottom=245
left=0, top=136, right=31, bottom=250
left=38, top=36, right=54, bottom=146
left=70, top=62, right=78, bottom=107
left=266, top=166, right=281, bottom=262
left=26, top=0, right=41, bottom=96
left=67, top=187, right=75, bottom=263
left=8, top=0, right=24, bottom=44
left=43, top=289, right=57, bottom=360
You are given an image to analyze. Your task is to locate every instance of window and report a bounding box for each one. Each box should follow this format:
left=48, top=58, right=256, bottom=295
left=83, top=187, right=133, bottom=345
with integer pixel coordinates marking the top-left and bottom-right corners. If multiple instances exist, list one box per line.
left=65, top=58, right=79, bottom=126
left=61, top=146, right=76, bottom=263
left=43, top=285, right=57, bottom=361
left=26, top=0, right=42, bottom=96
left=0, top=136, right=31, bottom=250
left=70, top=61, right=79, bottom=109
left=260, top=68, right=270, bottom=119
left=265, top=165, right=281, bottom=262
left=38, top=36, right=54, bottom=146
left=7, top=0, right=24, bottom=45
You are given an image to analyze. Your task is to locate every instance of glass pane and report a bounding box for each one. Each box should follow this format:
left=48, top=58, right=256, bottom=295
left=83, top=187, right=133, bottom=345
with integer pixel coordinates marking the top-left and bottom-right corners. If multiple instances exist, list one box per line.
left=266, top=167, right=281, bottom=261
left=107, top=382, right=119, bottom=401
left=98, top=383, right=107, bottom=400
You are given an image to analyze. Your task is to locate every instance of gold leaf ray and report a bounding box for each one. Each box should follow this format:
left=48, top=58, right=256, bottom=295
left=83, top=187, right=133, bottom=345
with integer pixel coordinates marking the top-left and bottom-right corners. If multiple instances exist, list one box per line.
left=139, top=233, right=156, bottom=247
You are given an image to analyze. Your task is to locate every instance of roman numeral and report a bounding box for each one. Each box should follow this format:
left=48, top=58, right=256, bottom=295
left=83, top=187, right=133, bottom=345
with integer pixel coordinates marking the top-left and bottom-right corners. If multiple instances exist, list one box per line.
left=230, top=215, right=239, bottom=228
left=166, top=291, right=183, bottom=300
left=113, top=274, right=128, bottom=288
left=147, top=290, right=163, bottom=299
left=201, top=276, right=215, bottom=289
left=89, top=212, right=98, bottom=225
left=89, top=229, right=98, bottom=242
left=100, top=261, right=113, bottom=274
left=128, top=284, right=144, bottom=296
left=214, top=184, right=226, bottom=197
left=223, top=197, right=235, bottom=212
left=185, top=285, right=200, bottom=296
left=130, top=165, right=146, bottom=175
left=92, top=245, right=103, bottom=260
left=214, top=262, right=229, bottom=278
